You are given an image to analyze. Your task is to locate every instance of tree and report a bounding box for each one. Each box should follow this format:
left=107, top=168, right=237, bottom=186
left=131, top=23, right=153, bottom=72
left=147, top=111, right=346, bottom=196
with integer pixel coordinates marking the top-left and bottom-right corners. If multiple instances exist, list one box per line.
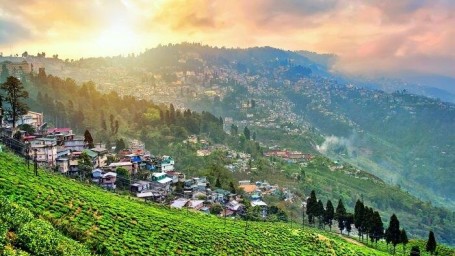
left=116, top=167, right=130, bottom=189
left=78, top=152, right=93, bottom=180
left=401, top=229, right=409, bottom=255
left=84, top=129, right=95, bottom=148
left=215, top=177, right=221, bottom=188
left=354, top=200, right=365, bottom=240
left=229, top=181, right=236, bottom=194
left=1, top=76, right=29, bottom=129
left=306, top=190, right=317, bottom=225
left=324, top=200, right=334, bottom=231
left=115, top=138, right=126, bottom=153
left=315, top=200, right=325, bottom=228
left=372, top=211, right=384, bottom=245
left=335, top=199, right=346, bottom=234
left=230, top=124, right=238, bottom=135
left=345, top=213, right=354, bottom=236
left=243, top=126, right=251, bottom=140
left=426, top=231, right=437, bottom=255
left=210, top=203, right=223, bottom=215
left=388, top=214, right=401, bottom=255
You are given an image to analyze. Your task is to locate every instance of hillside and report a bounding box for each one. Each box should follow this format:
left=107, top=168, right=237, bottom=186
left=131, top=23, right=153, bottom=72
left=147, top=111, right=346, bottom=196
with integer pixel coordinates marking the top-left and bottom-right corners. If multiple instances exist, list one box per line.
left=40, top=44, right=455, bottom=210
left=0, top=149, right=387, bottom=255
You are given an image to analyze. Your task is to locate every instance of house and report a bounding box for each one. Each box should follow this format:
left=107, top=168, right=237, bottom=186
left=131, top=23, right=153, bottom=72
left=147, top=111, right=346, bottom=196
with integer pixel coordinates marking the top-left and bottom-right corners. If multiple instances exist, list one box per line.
left=10, top=111, right=44, bottom=130
left=82, top=149, right=98, bottom=165
left=160, top=155, right=174, bottom=171
left=130, top=180, right=152, bottom=193
left=170, top=198, right=189, bottom=209
left=90, top=146, right=108, bottom=167
left=92, top=168, right=103, bottom=182
left=100, top=172, right=117, bottom=189
left=226, top=200, right=244, bottom=212
left=56, top=157, right=69, bottom=173
left=108, top=162, right=134, bottom=173
left=63, top=136, right=85, bottom=151
left=29, top=138, right=57, bottom=166
left=165, top=171, right=185, bottom=184
left=187, top=200, right=204, bottom=210
left=151, top=172, right=173, bottom=191
left=46, top=128, right=74, bottom=146
left=68, top=152, right=80, bottom=175
left=239, top=184, right=258, bottom=194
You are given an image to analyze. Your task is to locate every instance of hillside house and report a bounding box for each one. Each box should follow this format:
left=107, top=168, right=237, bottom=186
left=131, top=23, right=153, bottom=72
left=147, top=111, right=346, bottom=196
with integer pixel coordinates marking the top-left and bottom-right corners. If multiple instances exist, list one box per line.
left=29, top=138, right=57, bottom=166
left=90, top=146, right=108, bottom=167
left=151, top=172, right=172, bottom=191
left=130, top=180, right=152, bottom=193
left=63, top=136, right=85, bottom=151
left=100, top=172, right=117, bottom=189
left=160, top=155, right=174, bottom=171
left=108, top=162, right=134, bottom=173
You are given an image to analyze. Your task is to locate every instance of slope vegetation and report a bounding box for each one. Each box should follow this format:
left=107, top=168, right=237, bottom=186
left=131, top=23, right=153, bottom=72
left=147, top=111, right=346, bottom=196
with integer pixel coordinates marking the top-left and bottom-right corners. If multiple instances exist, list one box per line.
left=0, top=150, right=386, bottom=256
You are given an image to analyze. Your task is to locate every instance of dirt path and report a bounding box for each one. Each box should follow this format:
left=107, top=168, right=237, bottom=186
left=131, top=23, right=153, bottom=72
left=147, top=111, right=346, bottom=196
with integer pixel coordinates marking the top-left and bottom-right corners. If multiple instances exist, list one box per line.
left=337, top=234, right=365, bottom=247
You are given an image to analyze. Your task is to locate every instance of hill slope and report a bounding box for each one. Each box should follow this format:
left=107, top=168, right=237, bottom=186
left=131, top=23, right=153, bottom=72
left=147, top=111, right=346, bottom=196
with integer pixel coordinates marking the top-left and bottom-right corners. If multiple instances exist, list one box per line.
left=0, top=149, right=386, bottom=255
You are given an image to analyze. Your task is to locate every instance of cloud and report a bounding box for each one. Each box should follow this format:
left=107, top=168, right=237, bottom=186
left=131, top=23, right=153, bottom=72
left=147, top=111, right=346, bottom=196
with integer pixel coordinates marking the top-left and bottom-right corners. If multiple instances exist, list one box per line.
left=0, top=17, right=31, bottom=44
left=0, top=0, right=453, bottom=78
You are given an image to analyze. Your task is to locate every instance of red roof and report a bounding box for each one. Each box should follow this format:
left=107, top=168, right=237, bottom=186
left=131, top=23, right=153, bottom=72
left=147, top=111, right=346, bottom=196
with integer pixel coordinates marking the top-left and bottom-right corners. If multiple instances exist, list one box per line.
left=47, top=128, right=72, bottom=133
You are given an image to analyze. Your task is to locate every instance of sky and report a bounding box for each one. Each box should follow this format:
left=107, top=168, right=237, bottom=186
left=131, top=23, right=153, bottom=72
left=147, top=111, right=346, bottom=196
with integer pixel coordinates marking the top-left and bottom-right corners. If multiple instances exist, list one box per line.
left=0, top=0, right=454, bottom=77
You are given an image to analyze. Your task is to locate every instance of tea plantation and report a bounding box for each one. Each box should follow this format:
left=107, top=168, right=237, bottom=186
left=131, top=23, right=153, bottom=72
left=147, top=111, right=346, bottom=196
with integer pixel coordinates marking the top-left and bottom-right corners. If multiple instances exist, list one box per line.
left=0, top=150, right=388, bottom=255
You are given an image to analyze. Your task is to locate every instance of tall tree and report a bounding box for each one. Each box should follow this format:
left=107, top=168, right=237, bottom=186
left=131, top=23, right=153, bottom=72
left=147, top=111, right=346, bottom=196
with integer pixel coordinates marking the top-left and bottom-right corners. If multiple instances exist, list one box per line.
left=401, top=229, right=409, bottom=255
left=230, top=124, right=238, bottom=135
left=345, top=213, right=354, bottom=236
left=372, top=211, right=384, bottom=245
left=335, top=199, right=346, bottom=234
left=324, top=200, right=335, bottom=231
left=354, top=200, right=365, bottom=241
left=425, top=231, right=437, bottom=255
left=315, top=200, right=325, bottom=228
left=387, top=214, right=401, bottom=255
left=84, top=129, right=95, bottom=148
left=243, top=126, right=251, bottom=140
left=1, top=76, right=29, bottom=129
left=306, top=190, right=317, bottom=225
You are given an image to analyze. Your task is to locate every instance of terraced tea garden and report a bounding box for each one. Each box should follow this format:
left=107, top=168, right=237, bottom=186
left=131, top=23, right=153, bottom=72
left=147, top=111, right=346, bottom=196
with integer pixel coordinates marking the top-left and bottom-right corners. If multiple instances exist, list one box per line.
left=0, top=150, right=388, bottom=255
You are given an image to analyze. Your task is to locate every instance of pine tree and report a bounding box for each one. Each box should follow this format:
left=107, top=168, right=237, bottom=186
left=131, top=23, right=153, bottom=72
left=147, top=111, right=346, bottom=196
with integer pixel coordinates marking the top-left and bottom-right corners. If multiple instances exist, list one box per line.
left=373, top=211, right=384, bottom=245
left=324, top=200, right=335, bottom=231
left=243, top=126, right=251, bottom=140
left=1, top=76, right=29, bottom=128
left=229, top=181, right=236, bottom=194
left=84, top=129, right=95, bottom=148
left=215, top=177, right=221, bottom=188
left=306, top=190, right=317, bottom=225
left=400, top=229, right=408, bottom=255
left=426, top=231, right=437, bottom=255
left=354, top=200, right=365, bottom=241
left=335, top=199, right=346, bottom=234
left=315, top=200, right=325, bottom=228
left=345, top=213, right=354, bottom=236
left=388, top=214, right=401, bottom=255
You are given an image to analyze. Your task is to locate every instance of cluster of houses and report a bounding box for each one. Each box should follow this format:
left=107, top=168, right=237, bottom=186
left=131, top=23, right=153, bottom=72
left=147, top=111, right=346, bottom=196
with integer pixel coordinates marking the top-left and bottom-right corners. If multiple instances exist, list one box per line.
left=264, top=149, right=313, bottom=162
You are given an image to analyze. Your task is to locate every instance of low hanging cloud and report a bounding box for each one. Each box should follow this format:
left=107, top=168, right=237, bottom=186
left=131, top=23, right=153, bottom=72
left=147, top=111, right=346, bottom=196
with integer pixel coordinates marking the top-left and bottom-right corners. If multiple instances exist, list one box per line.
left=316, top=135, right=357, bottom=157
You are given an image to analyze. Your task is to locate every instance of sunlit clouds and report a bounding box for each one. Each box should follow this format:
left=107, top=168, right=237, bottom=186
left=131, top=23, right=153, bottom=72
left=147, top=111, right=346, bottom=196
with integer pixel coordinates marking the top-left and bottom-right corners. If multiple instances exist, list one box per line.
left=0, top=0, right=454, bottom=77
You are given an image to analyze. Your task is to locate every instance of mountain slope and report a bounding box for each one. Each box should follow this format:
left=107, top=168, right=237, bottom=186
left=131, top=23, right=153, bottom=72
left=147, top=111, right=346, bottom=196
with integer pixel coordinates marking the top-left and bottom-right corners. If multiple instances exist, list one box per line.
left=0, top=149, right=387, bottom=255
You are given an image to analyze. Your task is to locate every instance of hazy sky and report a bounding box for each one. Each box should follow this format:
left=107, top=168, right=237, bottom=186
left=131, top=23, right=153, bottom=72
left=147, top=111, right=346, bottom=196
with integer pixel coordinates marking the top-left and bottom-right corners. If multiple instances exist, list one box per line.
left=0, top=0, right=454, bottom=77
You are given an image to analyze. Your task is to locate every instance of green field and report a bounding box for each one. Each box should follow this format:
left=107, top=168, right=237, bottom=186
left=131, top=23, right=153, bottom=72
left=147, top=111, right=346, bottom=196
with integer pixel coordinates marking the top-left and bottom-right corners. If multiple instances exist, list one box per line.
left=0, top=149, right=390, bottom=255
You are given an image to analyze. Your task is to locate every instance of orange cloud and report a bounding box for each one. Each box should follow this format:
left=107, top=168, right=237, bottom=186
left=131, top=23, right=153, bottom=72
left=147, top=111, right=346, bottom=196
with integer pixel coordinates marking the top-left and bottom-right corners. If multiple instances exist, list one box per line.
left=0, top=0, right=453, bottom=77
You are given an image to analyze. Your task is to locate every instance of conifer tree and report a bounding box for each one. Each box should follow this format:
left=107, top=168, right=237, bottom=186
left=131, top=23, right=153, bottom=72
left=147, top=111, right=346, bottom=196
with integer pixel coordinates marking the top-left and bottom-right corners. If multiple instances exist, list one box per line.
left=315, top=200, right=325, bottom=228
left=324, top=200, right=335, bottom=231
left=335, top=199, right=346, bottom=234
left=306, top=190, right=317, bottom=225
left=373, top=211, right=384, bottom=245
left=410, top=246, right=420, bottom=256
left=354, top=200, right=365, bottom=241
left=84, top=129, right=95, bottom=148
left=388, top=214, right=401, bottom=255
left=426, top=231, right=437, bottom=255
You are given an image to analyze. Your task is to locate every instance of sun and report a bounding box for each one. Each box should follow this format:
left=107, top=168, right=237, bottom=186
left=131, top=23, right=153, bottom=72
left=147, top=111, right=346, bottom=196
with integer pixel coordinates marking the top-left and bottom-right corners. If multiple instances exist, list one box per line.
left=96, top=21, right=140, bottom=55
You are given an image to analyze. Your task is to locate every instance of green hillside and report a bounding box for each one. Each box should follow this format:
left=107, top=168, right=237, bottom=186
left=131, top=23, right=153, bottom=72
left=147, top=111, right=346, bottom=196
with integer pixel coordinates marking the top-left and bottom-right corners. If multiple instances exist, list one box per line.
left=0, top=149, right=387, bottom=255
